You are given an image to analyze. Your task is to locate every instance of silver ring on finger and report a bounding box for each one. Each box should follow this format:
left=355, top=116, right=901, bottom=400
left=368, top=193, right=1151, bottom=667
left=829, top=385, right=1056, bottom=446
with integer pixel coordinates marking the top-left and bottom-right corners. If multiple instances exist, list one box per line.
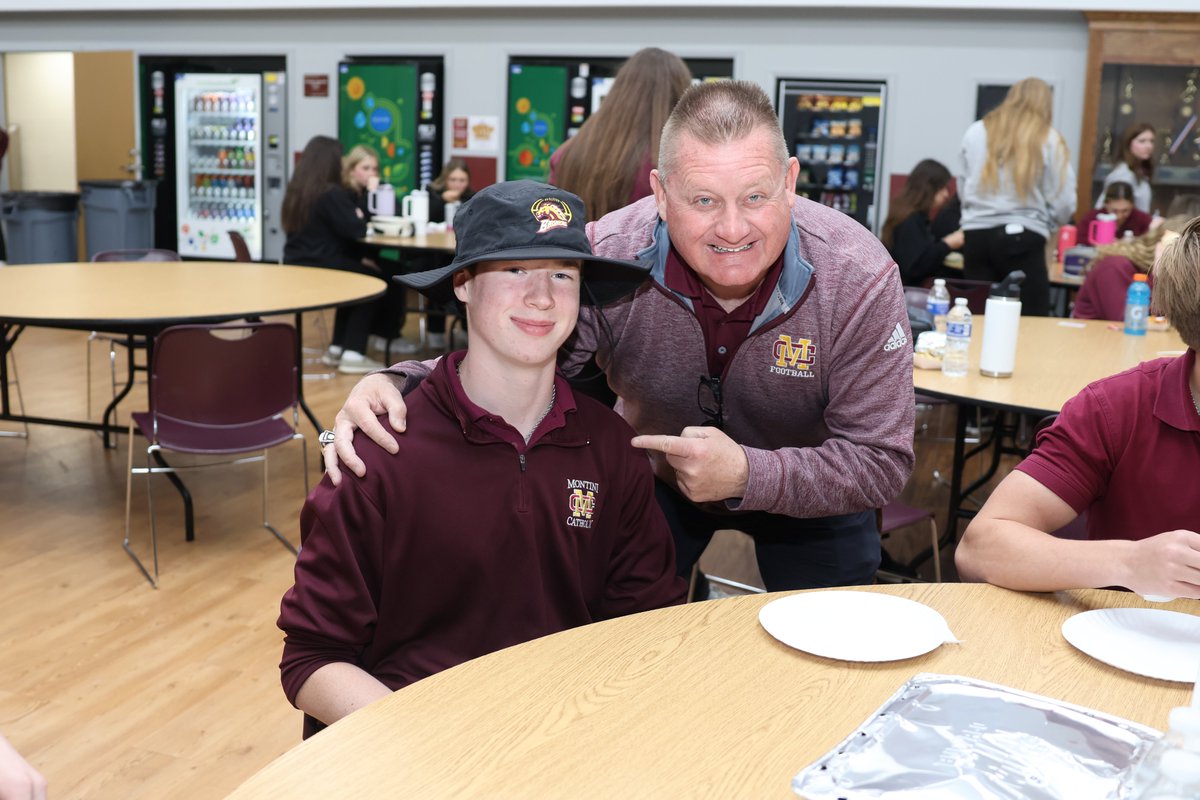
left=319, top=429, right=336, bottom=446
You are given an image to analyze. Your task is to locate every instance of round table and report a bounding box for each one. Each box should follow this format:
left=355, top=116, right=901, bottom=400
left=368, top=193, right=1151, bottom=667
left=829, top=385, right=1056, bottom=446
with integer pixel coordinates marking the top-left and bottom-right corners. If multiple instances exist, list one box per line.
left=360, top=230, right=456, bottom=254
left=226, top=584, right=1196, bottom=799
left=0, top=260, right=385, bottom=444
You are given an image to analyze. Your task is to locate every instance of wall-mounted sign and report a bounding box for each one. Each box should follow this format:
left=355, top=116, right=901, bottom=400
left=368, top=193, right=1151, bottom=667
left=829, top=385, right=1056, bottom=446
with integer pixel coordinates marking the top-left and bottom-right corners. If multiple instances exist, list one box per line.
left=304, top=74, right=329, bottom=97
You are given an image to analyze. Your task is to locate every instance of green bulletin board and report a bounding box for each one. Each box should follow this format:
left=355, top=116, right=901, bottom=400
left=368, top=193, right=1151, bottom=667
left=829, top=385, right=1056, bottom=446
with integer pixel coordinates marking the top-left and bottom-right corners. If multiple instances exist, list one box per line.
left=338, top=63, right=418, bottom=194
left=507, top=64, right=567, bottom=182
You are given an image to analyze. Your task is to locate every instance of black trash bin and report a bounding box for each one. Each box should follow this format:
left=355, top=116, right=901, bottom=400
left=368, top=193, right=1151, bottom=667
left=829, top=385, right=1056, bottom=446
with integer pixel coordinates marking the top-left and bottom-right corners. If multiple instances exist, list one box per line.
left=0, top=191, right=81, bottom=264
left=79, top=179, right=158, bottom=260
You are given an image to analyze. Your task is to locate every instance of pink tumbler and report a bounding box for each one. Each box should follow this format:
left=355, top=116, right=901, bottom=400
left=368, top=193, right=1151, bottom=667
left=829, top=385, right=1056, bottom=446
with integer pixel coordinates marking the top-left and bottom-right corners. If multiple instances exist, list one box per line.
left=1056, top=224, right=1077, bottom=262
left=1088, top=214, right=1117, bottom=245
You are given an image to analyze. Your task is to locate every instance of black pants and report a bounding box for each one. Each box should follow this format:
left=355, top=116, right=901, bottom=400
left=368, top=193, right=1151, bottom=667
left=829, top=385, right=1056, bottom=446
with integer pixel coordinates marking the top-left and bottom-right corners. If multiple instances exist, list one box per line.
left=963, top=225, right=1049, bottom=316
left=655, top=480, right=880, bottom=593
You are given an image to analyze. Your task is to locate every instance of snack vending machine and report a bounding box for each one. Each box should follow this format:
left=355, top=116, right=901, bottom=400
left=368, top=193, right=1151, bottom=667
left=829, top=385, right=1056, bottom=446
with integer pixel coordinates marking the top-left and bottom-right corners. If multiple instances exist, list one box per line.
left=140, top=56, right=288, bottom=261
left=776, top=78, right=887, bottom=232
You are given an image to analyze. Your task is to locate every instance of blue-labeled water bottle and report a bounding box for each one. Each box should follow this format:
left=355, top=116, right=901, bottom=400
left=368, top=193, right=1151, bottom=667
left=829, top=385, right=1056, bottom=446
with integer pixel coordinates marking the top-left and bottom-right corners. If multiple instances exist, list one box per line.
left=942, top=297, right=972, bottom=377
left=1124, top=274, right=1151, bottom=336
left=927, top=278, right=951, bottom=334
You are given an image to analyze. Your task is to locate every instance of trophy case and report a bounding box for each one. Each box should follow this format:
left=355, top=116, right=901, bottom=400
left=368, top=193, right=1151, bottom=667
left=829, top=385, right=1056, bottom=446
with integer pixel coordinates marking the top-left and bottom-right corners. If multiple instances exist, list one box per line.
left=1079, top=13, right=1200, bottom=217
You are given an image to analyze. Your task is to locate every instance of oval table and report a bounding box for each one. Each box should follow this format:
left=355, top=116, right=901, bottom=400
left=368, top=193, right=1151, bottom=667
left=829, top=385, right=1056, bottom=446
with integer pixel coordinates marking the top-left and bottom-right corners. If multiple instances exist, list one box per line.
left=226, top=584, right=1196, bottom=799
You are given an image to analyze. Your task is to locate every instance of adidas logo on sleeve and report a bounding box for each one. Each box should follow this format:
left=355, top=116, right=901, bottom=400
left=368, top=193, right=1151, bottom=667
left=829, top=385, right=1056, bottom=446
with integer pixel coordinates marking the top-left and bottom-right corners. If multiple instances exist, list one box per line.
left=882, top=323, right=907, bottom=352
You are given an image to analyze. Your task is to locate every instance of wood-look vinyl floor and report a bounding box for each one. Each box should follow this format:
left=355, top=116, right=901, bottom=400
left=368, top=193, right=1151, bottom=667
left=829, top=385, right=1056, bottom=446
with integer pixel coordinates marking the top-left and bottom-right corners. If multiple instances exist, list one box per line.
left=0, top=315, right=1018, bottom=798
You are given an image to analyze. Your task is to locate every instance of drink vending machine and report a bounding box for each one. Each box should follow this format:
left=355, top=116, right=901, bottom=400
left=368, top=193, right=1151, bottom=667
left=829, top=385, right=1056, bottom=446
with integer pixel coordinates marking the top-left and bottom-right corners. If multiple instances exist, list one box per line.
left=140, top=55, right=288, bottom=261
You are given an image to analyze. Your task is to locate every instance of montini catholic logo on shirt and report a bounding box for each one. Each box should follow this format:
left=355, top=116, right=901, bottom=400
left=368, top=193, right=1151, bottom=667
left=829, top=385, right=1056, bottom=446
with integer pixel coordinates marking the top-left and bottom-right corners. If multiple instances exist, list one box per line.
left=566, top=478, right=599, bottom=529
left=531, top=198, right=572, bottom=233
left=770, top=334, right=817, bottom=378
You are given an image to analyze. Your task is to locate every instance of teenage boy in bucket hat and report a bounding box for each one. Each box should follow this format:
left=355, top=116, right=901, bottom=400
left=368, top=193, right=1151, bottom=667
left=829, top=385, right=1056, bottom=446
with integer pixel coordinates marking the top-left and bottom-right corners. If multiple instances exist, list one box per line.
left=278, top=181, right=685, bottom=738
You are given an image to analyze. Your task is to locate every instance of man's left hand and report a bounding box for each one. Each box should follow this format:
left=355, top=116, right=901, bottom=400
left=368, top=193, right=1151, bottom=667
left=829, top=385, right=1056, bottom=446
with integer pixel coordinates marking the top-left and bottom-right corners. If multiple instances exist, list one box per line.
left=631, top=427, right=749, bottom=503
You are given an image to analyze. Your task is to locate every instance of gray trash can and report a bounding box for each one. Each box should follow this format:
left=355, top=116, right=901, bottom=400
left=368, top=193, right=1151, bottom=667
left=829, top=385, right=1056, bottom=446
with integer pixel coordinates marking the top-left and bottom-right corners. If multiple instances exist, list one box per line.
left=0, top=191, right=81, bottom=264
left=79, top=179, right=158, bottom=260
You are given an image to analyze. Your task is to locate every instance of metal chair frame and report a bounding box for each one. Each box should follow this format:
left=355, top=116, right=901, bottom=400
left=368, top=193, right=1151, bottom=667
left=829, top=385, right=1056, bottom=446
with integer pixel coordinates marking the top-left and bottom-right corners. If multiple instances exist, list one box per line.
left=1, top=343, right=29, bottom=439
left=86, top=249, right=182, bottom=421
left=121, top=322, right=307, bottom=587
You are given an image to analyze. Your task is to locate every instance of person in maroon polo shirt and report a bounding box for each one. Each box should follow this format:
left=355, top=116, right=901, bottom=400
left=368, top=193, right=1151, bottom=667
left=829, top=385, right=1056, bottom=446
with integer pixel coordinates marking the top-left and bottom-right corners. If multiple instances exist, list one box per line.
left=278, top=181, right=685, bottom=738
left=956, top=218, right=1200, bottom=598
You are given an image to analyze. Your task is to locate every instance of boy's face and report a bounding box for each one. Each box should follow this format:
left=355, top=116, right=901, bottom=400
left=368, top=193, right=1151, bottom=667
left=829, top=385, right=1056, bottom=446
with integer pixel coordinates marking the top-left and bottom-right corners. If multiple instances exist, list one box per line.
left=452, top=259, right=582, bottom=368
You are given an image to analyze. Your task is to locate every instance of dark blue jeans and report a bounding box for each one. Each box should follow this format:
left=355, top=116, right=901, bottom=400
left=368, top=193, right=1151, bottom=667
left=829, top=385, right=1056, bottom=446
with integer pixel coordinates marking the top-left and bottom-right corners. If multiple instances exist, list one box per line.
left=655, top=480, right=880, bottom=593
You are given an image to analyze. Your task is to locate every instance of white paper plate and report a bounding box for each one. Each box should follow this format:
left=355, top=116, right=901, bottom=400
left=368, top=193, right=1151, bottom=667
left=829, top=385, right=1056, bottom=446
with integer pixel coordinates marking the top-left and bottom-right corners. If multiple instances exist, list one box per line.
left=1061, top=608, right=1200, bottom=683
left=758, top=590, right=959, bottom=662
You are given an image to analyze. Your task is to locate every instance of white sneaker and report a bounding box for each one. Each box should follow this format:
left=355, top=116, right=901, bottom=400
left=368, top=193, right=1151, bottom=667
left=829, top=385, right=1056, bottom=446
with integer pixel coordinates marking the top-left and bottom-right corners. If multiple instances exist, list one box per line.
left=425, top=332, right=447, bottom=350
left=320, top=345, right=343, bottom=366
left=337, top=350, right=386, bottom=374
left=387, top=338, right=422, bottom=357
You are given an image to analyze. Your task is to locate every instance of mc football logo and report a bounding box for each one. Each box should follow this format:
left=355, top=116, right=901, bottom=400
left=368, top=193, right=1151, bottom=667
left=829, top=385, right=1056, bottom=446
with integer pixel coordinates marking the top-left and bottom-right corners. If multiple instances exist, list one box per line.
left=770, top=334, right=817, bottom=378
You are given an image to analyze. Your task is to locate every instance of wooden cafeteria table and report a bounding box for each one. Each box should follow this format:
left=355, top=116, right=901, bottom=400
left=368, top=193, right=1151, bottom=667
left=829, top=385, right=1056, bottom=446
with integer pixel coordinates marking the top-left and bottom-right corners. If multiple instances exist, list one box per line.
left=226, top=583, right=1196, bottom=799
left=0, top=260, right=385, bottom=445
left=360, top=229, right=456, bottom=254
left=913, top=316, right=1185, bottom=560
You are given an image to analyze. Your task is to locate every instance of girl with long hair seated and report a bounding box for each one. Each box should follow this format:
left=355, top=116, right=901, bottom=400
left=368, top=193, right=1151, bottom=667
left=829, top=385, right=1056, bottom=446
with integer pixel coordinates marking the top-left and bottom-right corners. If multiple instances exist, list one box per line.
left=880, top=158, right=964, bottom=286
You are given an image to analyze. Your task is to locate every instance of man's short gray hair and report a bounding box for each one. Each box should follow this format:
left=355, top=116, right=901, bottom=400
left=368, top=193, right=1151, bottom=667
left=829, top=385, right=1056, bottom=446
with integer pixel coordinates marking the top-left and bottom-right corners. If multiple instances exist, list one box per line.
left=657, top=80, right=789, bottom=181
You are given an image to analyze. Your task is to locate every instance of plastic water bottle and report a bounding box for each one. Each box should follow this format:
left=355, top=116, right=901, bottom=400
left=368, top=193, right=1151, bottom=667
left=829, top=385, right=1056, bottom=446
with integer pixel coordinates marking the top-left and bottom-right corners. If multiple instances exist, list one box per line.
left=927, top=278, right=951, bottom=334
left=1124, top=274, right=1151, bottom=336
left=942, top=297, right=972, bottom=377
left=1125, top=706, right=1200, bottom=799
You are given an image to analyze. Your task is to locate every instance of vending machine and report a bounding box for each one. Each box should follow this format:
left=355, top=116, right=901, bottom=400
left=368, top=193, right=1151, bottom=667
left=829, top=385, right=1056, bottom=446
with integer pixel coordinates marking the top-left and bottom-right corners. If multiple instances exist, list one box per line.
left=337, top=58, right=445, bottom=194
left=776, top=78, right=887, bottom=233
left=506, top=56, right=734, bottom=182
left=140, top=55, right=288, bottom=261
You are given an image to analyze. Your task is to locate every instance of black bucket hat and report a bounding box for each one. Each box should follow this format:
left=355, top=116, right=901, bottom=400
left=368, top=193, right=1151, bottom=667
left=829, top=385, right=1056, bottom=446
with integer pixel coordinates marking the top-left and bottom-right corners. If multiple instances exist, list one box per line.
left=395, top=180, right=648, bottom=306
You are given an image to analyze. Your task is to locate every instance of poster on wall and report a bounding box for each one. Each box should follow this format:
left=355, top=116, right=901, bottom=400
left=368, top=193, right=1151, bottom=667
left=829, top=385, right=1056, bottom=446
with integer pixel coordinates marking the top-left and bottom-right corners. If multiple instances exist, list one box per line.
left=507, top=64, right=568, bottom=181
left=338, top=62, right=422, bottom=193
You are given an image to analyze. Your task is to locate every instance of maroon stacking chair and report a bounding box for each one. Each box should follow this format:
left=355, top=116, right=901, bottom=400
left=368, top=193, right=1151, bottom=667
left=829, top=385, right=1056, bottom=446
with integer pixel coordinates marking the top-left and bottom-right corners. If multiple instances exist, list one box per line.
left=879, top=501, right=942, bottom=583
left=228, top=230, right=252, bottom=262
left=122, top=322, right=307, bottom=587
left=87, top=248, right=182, bottom=421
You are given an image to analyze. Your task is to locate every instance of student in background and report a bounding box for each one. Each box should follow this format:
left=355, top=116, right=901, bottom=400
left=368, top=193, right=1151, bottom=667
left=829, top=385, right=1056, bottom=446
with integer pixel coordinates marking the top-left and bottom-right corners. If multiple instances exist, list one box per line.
left=879, top=158, right=964, bottom=286
left=1077, top=181, right=1152, bottom=245
left=958, top=77, right=1076, bottom=316
left=957, top=216, right=1200, bottom=596
left=1098, top=123, right=1155, bottom=214
left=282, top=136, right=386, bottom=374
left=421, top=158, right=476, bottom=350
left=549, top=47, right=693, bottom=221
left=342, top=144, right=420, bottom=357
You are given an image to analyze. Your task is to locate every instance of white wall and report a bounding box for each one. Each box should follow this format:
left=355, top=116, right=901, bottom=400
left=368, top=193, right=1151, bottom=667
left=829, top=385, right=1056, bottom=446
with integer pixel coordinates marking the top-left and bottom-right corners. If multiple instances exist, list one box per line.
left=0, top=7, right=1090, bottom=203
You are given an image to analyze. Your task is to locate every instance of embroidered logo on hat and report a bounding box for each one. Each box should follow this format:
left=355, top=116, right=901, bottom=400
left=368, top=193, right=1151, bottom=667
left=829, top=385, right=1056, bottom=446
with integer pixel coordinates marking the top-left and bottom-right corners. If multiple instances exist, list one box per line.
left=531, top=197, right=572, bottom=233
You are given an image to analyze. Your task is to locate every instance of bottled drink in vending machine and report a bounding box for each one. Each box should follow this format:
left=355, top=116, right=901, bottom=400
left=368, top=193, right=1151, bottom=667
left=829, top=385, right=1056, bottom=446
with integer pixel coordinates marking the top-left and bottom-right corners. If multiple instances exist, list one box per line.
left=942, top=297, right=972, bottom=377
left=927, top=278, right=951, bottom=334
